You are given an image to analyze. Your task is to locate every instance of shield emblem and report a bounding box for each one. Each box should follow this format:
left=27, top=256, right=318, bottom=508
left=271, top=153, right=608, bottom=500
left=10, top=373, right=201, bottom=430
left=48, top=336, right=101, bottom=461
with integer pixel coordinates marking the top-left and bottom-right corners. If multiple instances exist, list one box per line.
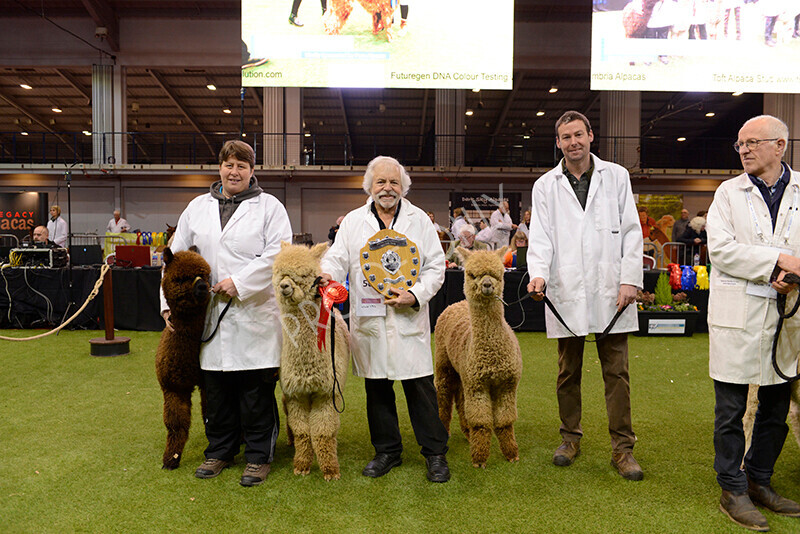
left=360, top=229, right=421, bottom=299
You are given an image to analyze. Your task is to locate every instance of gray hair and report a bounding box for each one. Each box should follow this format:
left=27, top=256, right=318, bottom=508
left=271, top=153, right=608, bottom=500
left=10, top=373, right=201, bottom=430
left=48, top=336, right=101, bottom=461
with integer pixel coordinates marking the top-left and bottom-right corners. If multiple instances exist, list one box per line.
left=742, top=115, right=790, bottom=156
left=689, top=216, right=706, bottom=234
left=362, top=156, right=412, bottom=196
left=460, top=224, right=476, bottom=236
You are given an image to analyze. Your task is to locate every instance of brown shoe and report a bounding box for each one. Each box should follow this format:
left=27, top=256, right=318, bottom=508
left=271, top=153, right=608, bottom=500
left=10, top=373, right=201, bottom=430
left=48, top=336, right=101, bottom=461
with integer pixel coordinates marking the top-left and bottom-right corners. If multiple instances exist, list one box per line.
left=720, top=490, right=769, bottom=531
left=552, top=441, right=580, bottom=466
left=194, top=458, right=232, bottom=479
left=240, top=463, right=270, bottom=487
left=748, top=479, right=800, bottom=517
left=611, top=452, right=643, bottom=481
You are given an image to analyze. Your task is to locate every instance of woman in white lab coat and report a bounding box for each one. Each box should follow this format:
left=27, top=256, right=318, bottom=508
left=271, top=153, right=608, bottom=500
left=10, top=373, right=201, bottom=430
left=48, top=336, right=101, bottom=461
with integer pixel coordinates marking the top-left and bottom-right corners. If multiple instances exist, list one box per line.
left=161, top=140, right=292, bottom=487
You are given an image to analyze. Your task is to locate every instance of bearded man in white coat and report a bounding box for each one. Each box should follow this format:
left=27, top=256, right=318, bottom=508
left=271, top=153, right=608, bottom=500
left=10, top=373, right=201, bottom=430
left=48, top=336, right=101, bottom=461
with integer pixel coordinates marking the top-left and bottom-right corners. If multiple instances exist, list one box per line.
left=527, top=111, right=644, bottom=481
left=160, top=140, right=292, bottom=487
left=320, top=155, right=451, bottom=483
left=707, top=115, right=800, bottom=531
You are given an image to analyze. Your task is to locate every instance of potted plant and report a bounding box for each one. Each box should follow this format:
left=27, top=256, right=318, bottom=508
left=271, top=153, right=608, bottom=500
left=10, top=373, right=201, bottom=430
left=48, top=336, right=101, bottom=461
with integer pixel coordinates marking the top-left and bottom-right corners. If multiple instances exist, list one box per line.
left=635, top=273, right=700, bottom=336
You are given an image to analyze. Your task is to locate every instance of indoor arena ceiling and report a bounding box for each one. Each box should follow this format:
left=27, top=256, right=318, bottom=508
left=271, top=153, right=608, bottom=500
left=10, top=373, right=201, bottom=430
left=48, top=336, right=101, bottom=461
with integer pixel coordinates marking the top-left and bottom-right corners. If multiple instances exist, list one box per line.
left=0, top=0, right=763, bottom=166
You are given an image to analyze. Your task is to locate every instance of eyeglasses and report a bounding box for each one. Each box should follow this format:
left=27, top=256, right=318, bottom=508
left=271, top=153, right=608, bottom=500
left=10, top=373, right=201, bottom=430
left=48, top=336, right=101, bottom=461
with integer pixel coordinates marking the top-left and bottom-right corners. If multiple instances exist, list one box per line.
left=733, top=138, right=779, bottom=153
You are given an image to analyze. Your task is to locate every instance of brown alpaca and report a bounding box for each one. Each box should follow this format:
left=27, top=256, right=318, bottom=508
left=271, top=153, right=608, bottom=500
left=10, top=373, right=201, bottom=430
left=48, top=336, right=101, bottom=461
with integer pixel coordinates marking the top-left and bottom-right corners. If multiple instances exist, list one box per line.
left=434, top=247, right=523, bottom=468
left=743, top=381, right=800, bottom=455
left=273, top=242, right=350, bottom=480
left=622, top=0, right=660, bottom=38
left=323, top=0, right=398, bottom=41
left=155, top=247, right=211, bottom=470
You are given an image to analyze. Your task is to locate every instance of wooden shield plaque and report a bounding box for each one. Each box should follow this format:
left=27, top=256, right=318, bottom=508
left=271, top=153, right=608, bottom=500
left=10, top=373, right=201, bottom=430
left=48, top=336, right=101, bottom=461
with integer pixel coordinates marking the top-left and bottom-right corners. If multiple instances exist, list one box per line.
left=359, top=229, right=421, bottom=298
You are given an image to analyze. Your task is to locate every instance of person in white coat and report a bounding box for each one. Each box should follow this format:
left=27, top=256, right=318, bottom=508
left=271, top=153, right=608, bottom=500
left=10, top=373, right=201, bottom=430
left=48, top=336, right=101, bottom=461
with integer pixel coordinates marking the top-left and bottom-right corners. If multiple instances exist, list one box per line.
left=320, top=155, right=451, bottom=483
left=490, top=200, right=517, bottom=250
left=160, top=140, right=293, bottom=487
left=526, top=111, right=644, bottom=481
left=706, top=115, right=800, bottom=531
left=106, top=209, right=130, bottom=233
left=46, top=205, right=68, bottom=248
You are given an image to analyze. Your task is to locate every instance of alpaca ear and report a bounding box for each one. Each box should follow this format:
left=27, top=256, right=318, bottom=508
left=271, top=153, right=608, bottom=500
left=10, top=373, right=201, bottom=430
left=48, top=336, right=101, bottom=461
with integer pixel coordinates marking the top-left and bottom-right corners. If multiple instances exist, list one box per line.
left=281, top=241, right=291, bottom=249
left=188, top=245, right=200, bottom=254
left=163, top=247, right=174, bottom=265
left=496, top=246, right=509, bottom=257
left=310, top=242, right=329, bottom=259
left=456, top=246, right=472, bottom=263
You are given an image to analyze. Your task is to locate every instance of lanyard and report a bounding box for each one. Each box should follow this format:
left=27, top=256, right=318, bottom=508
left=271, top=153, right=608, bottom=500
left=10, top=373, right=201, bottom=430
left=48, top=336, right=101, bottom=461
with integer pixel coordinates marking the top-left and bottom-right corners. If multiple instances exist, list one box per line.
left=745, top=185, right=799, bottom=243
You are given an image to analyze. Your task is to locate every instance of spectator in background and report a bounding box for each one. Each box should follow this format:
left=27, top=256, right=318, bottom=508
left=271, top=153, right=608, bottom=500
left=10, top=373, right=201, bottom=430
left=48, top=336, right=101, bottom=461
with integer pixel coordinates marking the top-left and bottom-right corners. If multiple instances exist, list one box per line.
left=32, top=225, right=58, bottom=248
left=445, top=225, right=489, bottom=268
left=518, top=209, right=532, bottom=239
left=672, top=208, right=690, bottom=241
left=107, top=209, right=131, bottom=233
left=451, top=207, right=468, bottom=239
left=427, top=211, right=447, bottom=238
left=638, top=206, right=656, bottom=239
left=328, top=215, right=345, bottom=244
left=503, top=232, right=528, bottom=269
left=47, top=205, right=68, bottom=248
left=490, top=200, right=517, bottom=250
left=678, top=216, right=707, bottom=264
left=475, top=219, right=494, bottom=248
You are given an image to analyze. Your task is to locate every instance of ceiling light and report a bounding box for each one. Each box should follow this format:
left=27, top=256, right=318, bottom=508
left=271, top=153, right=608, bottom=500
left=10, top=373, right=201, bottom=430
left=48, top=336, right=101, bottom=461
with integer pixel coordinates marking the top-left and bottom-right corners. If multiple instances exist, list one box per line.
left=523, top=134, right=530, bottom=139
left=206, top=83, right=217, bottom=91
left=242, top=133, right=247, bottom=137
left=465, top=109, right=474, bottom=116
left=222, top=108, right=231, bottom=114
left=677, top=137, right=686, bottom=142
left=52, top=107, right=62, bottom=113
left=732, top=91, right=743, bottom=96
left=549, top=85, right=558, bottom=94
left=20, top=131, right=28, bottom=136
left=82, top=130, right=91, bottom=136
left=472, top=88, right=481, bottom=93
left=20, top=83, right=32, bottom=90
left=304, top=131, right=311, bottom=137
left=536, top=110, right=545, bottom=117
left=705, top=112, right=715, bottom=117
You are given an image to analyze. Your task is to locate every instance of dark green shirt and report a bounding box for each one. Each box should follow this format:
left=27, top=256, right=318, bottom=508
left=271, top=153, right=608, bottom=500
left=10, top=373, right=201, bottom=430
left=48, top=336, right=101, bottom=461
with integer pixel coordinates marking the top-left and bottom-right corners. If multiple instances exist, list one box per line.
left=562, top=160, right=594, bottom=210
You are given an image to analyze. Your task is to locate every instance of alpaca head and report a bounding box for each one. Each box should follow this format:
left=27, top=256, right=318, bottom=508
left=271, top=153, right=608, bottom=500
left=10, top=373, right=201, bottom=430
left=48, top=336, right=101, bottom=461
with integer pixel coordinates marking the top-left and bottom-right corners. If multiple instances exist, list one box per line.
left=272, top=242, right=329, bottom=310
left=161, top=247, right=211, bottom=314
left=458, top=246, right=507, bottom=302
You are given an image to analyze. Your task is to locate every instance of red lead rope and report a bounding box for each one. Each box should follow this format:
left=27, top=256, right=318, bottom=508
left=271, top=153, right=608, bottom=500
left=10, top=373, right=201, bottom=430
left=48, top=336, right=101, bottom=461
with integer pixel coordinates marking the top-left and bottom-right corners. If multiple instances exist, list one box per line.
left=317, top=281, right=348, bottom=350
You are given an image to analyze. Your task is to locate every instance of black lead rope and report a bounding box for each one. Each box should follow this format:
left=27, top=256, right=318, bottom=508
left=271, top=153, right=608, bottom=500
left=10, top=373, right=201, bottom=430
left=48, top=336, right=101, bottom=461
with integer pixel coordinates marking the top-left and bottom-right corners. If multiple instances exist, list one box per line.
left=501, top=291, right=628, bottom=343
left=772, top=273, right=800, bottom=382
left=312, top=276, right=345, bottom=413
left=200, top=298, right=232, bottom=343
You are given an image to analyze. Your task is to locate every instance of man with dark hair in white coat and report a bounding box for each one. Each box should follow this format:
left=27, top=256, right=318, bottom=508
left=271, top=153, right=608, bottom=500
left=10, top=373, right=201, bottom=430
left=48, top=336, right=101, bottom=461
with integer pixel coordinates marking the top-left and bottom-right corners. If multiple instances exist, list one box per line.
left=527, top=110, right=644, bottom=481
left=160, top=140, right=292, bottom=488
left=320, top=155, right=450, bottom=483
left=707, top=114, right=800, bottom=531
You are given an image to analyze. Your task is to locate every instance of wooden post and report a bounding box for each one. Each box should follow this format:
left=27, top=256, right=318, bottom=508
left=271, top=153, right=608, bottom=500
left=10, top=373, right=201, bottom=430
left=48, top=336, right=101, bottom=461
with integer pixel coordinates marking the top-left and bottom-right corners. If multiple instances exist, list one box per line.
left=90, top=267, right=131, bottom=356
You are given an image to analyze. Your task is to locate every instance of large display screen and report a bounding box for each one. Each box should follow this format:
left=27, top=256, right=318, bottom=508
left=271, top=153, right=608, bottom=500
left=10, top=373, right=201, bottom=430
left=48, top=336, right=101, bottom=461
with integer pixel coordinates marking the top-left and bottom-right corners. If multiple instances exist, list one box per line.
left=591, top=1, right=800, bottom=93
left=241, top=0, right=513, bottom=89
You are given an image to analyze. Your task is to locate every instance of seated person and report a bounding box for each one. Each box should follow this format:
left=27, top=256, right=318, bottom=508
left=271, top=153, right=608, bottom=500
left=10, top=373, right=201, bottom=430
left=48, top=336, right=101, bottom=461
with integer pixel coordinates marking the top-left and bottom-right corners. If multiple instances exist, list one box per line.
left=445, top=225, right=489, bottom=268
left=475, top=219, right=494, bottom=249
left=32, top=225, right=59, bottom=248
left=503, top=231, right=528, bottom=268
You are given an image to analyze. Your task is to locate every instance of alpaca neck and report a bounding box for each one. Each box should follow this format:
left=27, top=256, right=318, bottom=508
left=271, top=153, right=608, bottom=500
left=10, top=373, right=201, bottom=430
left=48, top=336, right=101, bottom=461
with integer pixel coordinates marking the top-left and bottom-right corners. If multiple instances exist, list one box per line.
left=281, top=305, right=325, bottom=352
left=468, top=296, right=504, bottom=334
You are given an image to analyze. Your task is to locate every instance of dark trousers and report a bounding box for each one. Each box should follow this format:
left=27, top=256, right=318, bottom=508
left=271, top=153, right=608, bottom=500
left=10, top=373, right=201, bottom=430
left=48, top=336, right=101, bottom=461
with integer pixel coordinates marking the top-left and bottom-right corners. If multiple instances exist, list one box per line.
left=202, top=368, right=280, bottom=465
left=713, top=380, right=791, bottom=492
left=556, top=333, right=636, bottom=452
left=364, top=375, right=449, bottom=458
left=291, top=0, right=327, bottom=16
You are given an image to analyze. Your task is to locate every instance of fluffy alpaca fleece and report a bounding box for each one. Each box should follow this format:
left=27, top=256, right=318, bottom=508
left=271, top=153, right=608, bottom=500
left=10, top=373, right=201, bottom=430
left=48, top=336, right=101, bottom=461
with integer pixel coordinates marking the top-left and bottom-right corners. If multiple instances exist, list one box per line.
left=273, top=242, right=350, bottom=481
left=622, top=0, right=660, bottom=38
left=743, top=381, right=800, bottom=454
left=155, top=247, right=211, bottom=469
left=434, top=247, right=522, bottom=467
left=323, top=0, right=398, bottom=41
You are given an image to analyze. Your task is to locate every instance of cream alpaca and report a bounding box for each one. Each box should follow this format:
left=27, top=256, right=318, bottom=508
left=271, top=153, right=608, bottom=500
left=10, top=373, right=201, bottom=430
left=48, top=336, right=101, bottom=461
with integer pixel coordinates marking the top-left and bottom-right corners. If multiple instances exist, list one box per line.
left=273, top=242, right=350, bottom=481
left=434, top=247, right=523, bottom=467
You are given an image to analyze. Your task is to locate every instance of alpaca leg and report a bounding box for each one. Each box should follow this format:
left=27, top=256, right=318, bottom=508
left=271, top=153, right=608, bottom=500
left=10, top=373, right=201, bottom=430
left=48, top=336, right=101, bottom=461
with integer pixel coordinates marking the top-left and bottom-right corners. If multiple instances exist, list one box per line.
left=790, top=382, right=800, bottom=449
left=434, top=349, right=458, bottom=433
left=455, top=383, right=469, bottom=439
left=309, top=395, right=341, bottom=481
left=463, top=387, right=493, bottom=468
left=492, top=386, right=520, bottom=462
left=162, top=389, right=192, bottom=469
left=286, top=397, right=314, bottom=475
left=282, top=395, right=295, bottom=447
left=742, top=384, right=759, bottom=457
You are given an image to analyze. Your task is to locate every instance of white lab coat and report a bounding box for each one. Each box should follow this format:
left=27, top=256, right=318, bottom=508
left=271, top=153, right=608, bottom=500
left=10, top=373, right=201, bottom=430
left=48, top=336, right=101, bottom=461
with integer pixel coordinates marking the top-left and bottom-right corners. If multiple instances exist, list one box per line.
left=160, top=191, right=293, bottom=371
left=47, top=216, right=68, bottom=247
left=527, top=154, right=643, bottom=338
left=490, top=209, right=514, bottom=249
left=107, top=217, right=130, bottom=233
left=321, top=198, right=445, bottom=380
left=706, top=170, right=800, bottom=385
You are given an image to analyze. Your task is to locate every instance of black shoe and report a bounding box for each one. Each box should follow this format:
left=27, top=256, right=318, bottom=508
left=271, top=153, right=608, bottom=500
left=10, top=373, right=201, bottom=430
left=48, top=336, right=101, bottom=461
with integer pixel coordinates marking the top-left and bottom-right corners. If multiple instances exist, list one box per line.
left=425, top=454, right=451, bottom=483
left=289, top=14, right=304, bottom=27
left=362, top=453, right=402, bottom=478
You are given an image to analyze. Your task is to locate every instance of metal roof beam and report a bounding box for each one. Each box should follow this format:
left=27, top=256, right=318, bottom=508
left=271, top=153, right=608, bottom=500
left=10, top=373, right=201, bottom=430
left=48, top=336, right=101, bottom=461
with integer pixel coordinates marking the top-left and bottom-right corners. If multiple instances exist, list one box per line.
left=0, top=88, right=78, bottom=157
left=148, top=69, right=215, bottom=157
left=55, top=69, right=92, bottom=104
left=486, top=71, right=524, bottom=159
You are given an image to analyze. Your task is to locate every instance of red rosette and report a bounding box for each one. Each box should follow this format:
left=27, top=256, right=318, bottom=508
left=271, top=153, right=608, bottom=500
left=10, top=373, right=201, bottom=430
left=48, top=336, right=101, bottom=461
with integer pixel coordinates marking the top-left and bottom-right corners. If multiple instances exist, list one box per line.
left=317, top=281, right=348, bottom=351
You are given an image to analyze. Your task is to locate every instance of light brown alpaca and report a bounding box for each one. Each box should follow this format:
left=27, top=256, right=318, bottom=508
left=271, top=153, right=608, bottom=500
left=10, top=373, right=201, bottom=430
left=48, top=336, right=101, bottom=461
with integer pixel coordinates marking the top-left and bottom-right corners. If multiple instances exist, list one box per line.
left=434, top=247, right=522, bottom=468
left=743, top=381, right=800, bottom=454
left=273, top=242, right=350, bottom=481
left=323, top=0, right=398, bottom=41
left=622, top=0, right=660, bottom=38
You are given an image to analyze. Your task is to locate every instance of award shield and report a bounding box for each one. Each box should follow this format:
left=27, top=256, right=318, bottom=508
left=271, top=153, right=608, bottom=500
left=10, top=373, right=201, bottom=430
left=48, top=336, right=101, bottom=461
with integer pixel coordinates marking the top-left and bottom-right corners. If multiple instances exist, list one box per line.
left=359, top=229, right=421, bottom=298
